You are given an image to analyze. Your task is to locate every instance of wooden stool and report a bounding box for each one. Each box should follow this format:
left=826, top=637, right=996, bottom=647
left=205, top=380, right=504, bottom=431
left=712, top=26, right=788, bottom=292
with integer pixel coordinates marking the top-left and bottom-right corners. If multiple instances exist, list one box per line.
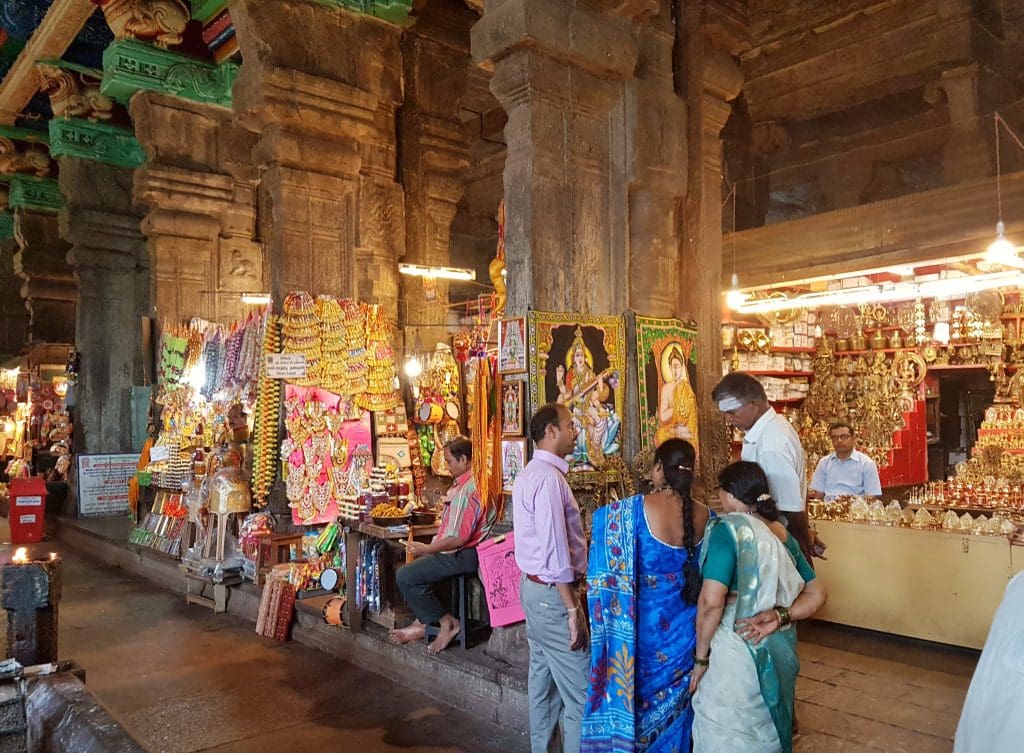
left=257, top=534, right=302, bottom=586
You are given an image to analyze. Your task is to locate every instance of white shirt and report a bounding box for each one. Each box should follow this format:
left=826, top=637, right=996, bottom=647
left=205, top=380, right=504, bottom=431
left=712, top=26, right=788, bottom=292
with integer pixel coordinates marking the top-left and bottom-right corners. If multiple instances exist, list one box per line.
left=954, top=571, right=1024, bottom=753
left=740, top=407, right=806, bottom=512
left=811, top=450, right=882, bottom=499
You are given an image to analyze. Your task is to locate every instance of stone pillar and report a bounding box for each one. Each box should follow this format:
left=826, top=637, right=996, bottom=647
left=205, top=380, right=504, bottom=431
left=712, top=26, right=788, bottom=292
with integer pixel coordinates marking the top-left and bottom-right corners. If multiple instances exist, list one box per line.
left=625, top=1, right=687, bottom=317
left=12, top=212, right=75, bottom=344
left=231, top=0, right=405, bottom=315
left=472, top=0, right=637, bottom=316
left=0, top=238, right=28, bottom=356
left=400, top=3, right=473, bottom=347
left=130, top=93, right=263, bottom=324
left=680, top=1, right=743, bottom=479
left=939, top=65, right=993, bottom=184
left=57, top=158, right=148, bottom=455
left=2, top=557, right=62, bottom=666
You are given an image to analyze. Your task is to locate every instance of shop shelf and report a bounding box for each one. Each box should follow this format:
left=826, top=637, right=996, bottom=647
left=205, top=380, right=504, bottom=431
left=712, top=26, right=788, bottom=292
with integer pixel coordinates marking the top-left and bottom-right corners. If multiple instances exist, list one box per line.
left=720, top=346, right=817, bottom=354
left=745, top=370, right=814, bottom=377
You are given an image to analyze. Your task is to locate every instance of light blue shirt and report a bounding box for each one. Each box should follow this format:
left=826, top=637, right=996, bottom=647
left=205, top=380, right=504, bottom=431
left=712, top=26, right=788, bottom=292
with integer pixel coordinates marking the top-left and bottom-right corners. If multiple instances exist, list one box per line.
left=811, top=449, right=882, bottom=499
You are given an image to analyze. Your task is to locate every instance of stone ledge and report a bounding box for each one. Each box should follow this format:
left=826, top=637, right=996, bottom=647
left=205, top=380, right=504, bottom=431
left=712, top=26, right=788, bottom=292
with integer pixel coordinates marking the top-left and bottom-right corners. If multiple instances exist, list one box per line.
left=24, top=671, right=146, bottom=753
left=55, top=518, right=529, bottom=730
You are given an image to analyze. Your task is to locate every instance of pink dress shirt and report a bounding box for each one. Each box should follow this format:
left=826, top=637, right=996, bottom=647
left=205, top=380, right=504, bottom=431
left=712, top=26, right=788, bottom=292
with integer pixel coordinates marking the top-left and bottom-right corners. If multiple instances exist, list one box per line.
left=512, top=449, right=587, bottom=584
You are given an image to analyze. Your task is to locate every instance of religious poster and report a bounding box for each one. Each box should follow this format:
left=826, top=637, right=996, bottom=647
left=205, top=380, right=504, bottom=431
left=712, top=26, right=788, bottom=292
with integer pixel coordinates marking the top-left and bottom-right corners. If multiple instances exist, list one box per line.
left=501, top=438, right=527, bottom=492
left=501, top=379, right=524, bottom=436
left=498, top=317, right=527, bottom=374
left=528, top=311, right=626, bottom=471
left=635, top=315, right=699, bottom=454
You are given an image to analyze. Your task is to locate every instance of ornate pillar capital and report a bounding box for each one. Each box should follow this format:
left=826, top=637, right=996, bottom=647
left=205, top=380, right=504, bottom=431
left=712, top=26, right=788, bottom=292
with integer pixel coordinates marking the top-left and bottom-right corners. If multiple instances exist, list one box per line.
left=472, top=0, right=638, bottom=80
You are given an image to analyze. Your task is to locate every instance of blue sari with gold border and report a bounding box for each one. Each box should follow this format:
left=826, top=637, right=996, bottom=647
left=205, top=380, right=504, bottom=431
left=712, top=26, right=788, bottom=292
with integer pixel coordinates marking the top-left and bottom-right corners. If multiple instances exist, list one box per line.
left=582, top=494, right=703, bottom=753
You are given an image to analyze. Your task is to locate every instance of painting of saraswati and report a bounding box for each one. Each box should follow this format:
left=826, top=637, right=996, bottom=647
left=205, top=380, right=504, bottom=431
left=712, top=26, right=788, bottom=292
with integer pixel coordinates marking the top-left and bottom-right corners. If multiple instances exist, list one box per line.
left=528, top=312, right=626, bottom=471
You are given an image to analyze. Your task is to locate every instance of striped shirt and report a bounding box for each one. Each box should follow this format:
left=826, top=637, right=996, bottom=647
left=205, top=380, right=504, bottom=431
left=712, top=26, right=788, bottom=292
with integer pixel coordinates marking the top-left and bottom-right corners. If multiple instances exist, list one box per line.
left=435, top=471, right=495, bottom=550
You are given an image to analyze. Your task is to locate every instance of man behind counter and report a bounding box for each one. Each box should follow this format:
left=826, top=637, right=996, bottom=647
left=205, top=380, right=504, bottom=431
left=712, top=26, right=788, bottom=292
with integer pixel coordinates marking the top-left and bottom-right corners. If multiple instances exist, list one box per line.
left=809, top=420, right=882, bottom=501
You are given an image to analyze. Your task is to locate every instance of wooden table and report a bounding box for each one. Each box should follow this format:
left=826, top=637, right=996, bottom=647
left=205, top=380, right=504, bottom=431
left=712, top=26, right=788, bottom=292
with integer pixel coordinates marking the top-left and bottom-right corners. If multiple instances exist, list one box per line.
left=341, top=519, right=438, bottom=632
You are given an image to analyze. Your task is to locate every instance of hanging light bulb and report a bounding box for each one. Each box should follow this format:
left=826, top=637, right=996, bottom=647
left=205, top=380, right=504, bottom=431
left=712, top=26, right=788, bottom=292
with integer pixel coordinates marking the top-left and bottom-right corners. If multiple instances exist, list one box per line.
left=985, top=115, right=1022, bottom=267
left=404, top=355, right=423, bottom=379
left=986, top=220, right=1019, bottom=265
left=725, top=272, right=747, bottom=309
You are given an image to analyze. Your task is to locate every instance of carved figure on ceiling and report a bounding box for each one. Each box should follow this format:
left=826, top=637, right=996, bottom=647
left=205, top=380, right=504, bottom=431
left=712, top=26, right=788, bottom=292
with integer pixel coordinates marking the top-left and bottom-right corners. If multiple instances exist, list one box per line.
left=37, top=66, right=114, bottom=122
left=0, top=137, right=50, bottom=178
left=98, top=0, right=190, bottom=50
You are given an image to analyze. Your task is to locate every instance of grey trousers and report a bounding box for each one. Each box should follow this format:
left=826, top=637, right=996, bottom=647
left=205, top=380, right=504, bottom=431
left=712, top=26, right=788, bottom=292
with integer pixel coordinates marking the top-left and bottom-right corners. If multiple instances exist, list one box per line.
left=395, top=549, right=479, bottom=625
left=520, top=576, right=589, bottom=753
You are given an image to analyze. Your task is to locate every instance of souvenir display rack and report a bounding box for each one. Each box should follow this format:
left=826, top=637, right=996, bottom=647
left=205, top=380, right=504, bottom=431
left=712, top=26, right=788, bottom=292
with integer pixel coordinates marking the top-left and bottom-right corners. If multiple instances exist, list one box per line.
left=128, top=489, right=188, bottom=557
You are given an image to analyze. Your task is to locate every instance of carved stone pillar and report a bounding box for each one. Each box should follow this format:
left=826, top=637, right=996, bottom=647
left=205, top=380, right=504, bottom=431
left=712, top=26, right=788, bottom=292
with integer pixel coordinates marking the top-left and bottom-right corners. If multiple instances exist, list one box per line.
left=130, top=93, right=263, bottom=324
left=626, top=2, right=687, bottom=317
left=681, top=1, right=743, bottom=481
left=231, top=0, right=405, bottom=315
left=13, top=211, right=76, bottom=344
left=57, top=158, right=147, bottom=454
left=400, top=4, right=473, bottom=347
left=0, top=238, right=28, bottom=356
left=472, top=0, right=637, bottom=316
left=939, top=65, right=992, bottom=184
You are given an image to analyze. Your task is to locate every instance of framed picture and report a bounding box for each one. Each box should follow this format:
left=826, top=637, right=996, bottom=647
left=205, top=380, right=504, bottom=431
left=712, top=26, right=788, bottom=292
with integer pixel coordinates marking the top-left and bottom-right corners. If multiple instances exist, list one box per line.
left=498, top=317, right=528, bottom=374
left=635, top=315, right=699, bottom=454
left=501, top=379, right=524, bottom=436
left=528, top=311, right=626, bottom=472
left=501, top=438, right=528, bottom=492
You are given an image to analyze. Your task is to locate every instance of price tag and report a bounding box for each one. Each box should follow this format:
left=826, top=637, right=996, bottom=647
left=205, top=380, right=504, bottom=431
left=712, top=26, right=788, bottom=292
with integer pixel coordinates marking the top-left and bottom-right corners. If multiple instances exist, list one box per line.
left=149, top=445, right=170, bottom=463
left=266, top=353, right=308, bottom=379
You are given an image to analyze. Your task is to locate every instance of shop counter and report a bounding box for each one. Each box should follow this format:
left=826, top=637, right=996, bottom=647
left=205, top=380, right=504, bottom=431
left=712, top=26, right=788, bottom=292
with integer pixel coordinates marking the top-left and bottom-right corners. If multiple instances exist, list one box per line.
left=813, top=520, right=1024, bottom=649
left=342, top=520, right=438, bottom=632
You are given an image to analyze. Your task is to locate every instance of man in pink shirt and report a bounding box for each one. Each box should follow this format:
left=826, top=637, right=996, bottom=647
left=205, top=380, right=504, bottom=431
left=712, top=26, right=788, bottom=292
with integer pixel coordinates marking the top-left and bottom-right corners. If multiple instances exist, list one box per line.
left=513, top=403, right=588, bottom=753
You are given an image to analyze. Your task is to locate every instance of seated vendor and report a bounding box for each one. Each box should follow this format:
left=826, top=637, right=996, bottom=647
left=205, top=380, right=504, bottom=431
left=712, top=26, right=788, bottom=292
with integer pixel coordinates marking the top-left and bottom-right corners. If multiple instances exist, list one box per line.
left=389, top=436, right=496, bottom=653
left=809, top=420, right=882, bottom=501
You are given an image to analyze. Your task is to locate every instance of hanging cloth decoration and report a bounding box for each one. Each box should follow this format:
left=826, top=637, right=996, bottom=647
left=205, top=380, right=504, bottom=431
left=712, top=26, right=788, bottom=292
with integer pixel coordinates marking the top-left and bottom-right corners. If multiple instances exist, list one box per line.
left=472, top=356, right=503, bottom=519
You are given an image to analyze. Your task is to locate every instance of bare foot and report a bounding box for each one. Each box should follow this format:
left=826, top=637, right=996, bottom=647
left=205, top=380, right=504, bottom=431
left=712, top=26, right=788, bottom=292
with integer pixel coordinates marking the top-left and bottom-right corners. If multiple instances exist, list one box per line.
left=388, top=622, right=426, bottom=645
left=427, top=615, right=460, bottom=654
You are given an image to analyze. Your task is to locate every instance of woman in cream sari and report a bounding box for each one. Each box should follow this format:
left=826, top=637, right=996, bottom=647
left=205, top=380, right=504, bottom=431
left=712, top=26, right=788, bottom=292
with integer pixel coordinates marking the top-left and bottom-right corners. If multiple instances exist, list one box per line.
left=690, top=461, right=827, bottom=753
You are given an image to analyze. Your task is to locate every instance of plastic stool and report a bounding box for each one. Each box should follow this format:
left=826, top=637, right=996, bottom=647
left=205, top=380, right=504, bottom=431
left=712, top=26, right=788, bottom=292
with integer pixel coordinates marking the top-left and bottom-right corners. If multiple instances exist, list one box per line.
left=424, top=573, right=474, bottom=650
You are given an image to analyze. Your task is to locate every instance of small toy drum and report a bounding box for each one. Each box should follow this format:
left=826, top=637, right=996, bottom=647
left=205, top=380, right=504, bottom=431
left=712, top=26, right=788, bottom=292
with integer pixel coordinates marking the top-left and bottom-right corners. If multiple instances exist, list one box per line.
left=323, top=596, right=346, bottom=626
left=418, top=402, right=443, bottom=424
left=319, top=567, right=343, bottom=591
left=444, top=401, right=460, bottom=421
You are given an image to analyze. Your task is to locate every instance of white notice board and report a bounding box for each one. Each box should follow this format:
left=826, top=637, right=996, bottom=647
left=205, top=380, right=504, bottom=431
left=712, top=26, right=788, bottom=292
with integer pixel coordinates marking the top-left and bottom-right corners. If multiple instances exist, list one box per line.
left=266, top=353, right=307, bottom=379
left=77, top=453, right=138, bottom=517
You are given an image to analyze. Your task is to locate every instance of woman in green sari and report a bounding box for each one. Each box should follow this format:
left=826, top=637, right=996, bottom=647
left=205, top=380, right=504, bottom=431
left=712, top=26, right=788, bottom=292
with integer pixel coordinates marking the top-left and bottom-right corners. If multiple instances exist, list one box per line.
left=689, top=461, right=827, bottom=753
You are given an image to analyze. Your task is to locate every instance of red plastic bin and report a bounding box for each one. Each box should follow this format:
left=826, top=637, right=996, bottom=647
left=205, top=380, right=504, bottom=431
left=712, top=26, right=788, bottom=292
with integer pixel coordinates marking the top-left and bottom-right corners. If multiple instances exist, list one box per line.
left=9, top=476, right=47, bottom=544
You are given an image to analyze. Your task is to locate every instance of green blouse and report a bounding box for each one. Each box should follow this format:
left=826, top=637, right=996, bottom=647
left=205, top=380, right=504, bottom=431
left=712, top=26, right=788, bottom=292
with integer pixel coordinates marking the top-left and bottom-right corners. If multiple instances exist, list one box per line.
left=702, top=521, right=816, bottom=591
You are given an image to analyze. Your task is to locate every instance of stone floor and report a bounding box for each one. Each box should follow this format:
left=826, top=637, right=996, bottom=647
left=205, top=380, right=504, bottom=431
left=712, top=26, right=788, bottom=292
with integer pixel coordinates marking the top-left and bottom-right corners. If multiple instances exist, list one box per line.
left=5, top=523, right=975, bottom=753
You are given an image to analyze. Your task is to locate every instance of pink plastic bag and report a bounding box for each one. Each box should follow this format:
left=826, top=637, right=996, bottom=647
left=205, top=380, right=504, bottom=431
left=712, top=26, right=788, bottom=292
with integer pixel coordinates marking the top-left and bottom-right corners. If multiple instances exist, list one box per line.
left=476, top=532, right=525, bottom=627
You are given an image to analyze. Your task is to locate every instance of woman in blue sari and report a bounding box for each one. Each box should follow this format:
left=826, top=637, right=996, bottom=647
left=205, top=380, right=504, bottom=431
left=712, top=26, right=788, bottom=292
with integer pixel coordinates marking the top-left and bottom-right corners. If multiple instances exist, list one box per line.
left=690, top=461, right=827, bottom=753
left=583, top=439, right=711, bottom=752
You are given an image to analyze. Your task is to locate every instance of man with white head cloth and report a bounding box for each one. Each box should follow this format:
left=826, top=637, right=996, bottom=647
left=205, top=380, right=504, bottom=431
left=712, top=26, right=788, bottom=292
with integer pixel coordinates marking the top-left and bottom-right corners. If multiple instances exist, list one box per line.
left=711, top=371, right=816, bottom=563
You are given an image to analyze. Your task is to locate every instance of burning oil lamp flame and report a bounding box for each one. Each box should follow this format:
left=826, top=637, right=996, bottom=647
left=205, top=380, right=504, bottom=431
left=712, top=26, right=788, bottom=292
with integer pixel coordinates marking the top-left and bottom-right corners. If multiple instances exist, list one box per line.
left=12, top=548, right=28, bottom=564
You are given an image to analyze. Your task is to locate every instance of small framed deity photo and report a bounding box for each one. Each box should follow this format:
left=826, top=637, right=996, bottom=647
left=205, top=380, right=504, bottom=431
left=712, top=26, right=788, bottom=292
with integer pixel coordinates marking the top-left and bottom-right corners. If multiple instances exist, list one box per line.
left=498, top=317, right=528, bottom=374
left=502, top=438, right=528, bottom=492
left=501, top=380, right=524, bottom=436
